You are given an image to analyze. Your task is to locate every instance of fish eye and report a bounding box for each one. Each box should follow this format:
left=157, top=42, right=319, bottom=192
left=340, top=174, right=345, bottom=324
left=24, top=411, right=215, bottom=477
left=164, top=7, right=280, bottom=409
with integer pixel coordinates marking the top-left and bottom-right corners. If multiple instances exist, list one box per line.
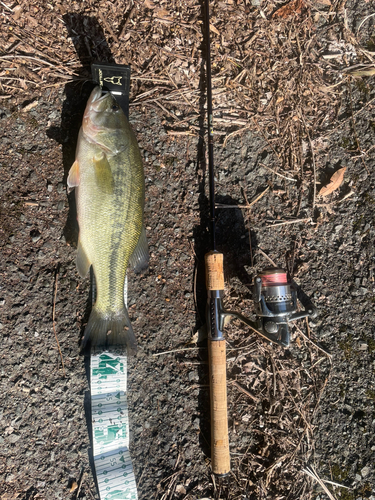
left=112, top=102, right=120, bottom=111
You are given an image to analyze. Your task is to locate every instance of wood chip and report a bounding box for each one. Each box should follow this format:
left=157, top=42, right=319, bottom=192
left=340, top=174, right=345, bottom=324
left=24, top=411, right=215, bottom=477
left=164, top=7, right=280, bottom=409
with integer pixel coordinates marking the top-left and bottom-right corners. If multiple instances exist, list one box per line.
left=12, top=5, right=22, bottom=20
left=210, top=24, right=220, bottom=36
left=21, top=100, right=38, bottom=112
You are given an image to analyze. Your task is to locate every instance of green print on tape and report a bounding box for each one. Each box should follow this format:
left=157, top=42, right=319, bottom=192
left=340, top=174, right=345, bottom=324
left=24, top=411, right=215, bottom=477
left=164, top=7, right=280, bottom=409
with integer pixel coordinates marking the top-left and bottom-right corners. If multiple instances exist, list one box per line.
left=91, top=352, right=136, bottom=499
left=103, top=392, right=123, bottom=402
left=92, top=355, right=125, bottom=378
left=94, top=423, right=127, bottom=444
left=104, top=490, right=134, bottom=499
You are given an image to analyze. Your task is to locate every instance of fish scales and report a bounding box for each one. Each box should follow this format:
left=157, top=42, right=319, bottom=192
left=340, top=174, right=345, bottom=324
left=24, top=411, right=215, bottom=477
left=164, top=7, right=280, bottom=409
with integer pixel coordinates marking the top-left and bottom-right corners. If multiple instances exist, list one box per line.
left=78, top=141, right=143, bottom=307
left=68, top=87, right=148, bottom=352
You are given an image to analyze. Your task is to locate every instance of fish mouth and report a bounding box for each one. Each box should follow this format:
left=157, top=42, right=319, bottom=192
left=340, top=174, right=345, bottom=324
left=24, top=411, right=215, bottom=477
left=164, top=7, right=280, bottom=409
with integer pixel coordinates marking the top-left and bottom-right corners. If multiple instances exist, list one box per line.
left=84, top=87, right=111, bottom=116
left=82, top=87, right=112, bottom=140
left=89, top=86, right=103, bottom=103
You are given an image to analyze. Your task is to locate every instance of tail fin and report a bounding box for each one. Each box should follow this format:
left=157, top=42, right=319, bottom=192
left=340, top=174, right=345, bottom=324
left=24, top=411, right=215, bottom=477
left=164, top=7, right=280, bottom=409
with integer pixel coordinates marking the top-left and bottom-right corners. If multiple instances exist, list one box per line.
left=81, top=305, right=137, bottom=354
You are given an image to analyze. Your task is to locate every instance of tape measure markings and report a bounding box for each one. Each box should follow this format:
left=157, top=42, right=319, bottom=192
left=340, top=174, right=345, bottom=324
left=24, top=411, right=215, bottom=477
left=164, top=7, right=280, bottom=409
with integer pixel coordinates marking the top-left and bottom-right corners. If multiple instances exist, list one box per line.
left=91, top=349, right=138, bottom=499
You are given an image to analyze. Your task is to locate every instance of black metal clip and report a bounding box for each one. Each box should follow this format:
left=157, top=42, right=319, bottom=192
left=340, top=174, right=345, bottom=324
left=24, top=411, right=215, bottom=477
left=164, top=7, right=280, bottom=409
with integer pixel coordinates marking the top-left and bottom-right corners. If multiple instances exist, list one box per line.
left=91, top=62, right=131, bottom=118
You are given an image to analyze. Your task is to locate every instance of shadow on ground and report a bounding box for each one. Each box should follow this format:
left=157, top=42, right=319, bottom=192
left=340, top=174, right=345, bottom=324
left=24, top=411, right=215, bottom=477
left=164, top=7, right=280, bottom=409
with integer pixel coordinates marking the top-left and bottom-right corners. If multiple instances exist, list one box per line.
left=46, top=13, right=116, bottom=495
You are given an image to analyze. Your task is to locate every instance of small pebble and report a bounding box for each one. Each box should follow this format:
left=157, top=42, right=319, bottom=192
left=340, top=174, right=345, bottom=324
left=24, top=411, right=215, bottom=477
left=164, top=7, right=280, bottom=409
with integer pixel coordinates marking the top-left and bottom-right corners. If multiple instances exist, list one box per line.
left=361, top=466, right=370, bottom=477
left=30, top=229, right=41, bottom=242
left=188, top=370, right=199, bottom=382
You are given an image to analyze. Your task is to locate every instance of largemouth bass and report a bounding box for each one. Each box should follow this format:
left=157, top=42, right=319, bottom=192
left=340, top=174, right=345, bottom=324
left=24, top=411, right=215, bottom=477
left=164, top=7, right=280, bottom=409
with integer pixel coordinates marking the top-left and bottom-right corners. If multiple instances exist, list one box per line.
left=67, top=86, right=148, bottom=352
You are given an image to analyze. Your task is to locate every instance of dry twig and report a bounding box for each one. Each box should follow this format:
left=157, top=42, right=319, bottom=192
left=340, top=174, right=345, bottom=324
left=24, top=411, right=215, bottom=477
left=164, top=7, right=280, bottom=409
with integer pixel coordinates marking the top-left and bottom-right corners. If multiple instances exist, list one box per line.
left=231, top=380, right=258, bottom=401
left=257, top=248, right=278, bottom=267
left=295, top=325, right=332, bottom=359
left=260, top=163, right=297, bottom=182
left=266, top=218, right=313, bottom=228
left=216, top=187, right=270, bottom=209
left=302, top=466, right=341, bottom=500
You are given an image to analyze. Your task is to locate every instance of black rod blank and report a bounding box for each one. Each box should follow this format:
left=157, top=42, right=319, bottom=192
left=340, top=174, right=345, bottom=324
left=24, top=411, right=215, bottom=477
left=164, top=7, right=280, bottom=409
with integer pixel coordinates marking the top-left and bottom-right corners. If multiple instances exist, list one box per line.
left=204, top=0, right=216, bottom=251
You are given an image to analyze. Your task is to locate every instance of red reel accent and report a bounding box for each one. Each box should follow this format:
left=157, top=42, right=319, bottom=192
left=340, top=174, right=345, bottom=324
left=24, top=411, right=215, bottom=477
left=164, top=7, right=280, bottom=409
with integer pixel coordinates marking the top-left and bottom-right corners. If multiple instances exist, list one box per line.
left=261, top=272, right=288, bottom=286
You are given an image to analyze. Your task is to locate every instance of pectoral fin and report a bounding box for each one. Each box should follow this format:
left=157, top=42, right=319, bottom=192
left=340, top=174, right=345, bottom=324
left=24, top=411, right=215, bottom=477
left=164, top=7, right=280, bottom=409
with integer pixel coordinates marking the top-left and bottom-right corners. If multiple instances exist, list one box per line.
left=67, top=160, right=80, bottom=188
left=76, top=240, right=91, bottom=278
left=129, top=225, right=149, bottom=273
left=93, top=152, right=114, bottom=194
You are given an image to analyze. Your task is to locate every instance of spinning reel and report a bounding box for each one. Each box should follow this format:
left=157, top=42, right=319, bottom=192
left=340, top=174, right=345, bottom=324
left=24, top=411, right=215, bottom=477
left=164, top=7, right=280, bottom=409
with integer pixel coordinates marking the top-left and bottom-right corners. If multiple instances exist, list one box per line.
left=207, top=264, right=317, bottom=347
left=252, top=268, right=316, bottom=346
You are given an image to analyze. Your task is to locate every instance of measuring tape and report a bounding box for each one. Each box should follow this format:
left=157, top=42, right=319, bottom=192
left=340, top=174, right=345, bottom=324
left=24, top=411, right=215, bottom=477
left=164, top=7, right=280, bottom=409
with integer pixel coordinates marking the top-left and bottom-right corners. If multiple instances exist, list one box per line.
left=88, top=273, right=138, bottom=500
left=90, top=349, right=138, bottom=500
left=85, top=65, right=139, bottom=498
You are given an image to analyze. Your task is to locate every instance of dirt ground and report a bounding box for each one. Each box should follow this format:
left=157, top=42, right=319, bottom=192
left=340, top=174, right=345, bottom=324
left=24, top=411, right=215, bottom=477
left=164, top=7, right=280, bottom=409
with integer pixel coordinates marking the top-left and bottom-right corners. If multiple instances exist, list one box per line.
left=1, top=1, right=375, bottom=499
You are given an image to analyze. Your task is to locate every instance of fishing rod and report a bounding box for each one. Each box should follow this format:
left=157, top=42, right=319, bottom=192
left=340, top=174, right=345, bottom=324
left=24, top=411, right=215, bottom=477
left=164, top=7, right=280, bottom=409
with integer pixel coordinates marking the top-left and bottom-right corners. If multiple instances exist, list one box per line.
left=203, top=0, right=317, bottom=477
left=203, top=0, right=230, bottom=477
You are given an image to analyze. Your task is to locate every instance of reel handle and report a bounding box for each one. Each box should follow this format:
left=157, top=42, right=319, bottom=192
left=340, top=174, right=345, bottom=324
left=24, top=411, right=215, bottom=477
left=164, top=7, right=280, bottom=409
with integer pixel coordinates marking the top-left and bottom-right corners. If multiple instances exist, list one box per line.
left=205, top=251, right=230, bottom=476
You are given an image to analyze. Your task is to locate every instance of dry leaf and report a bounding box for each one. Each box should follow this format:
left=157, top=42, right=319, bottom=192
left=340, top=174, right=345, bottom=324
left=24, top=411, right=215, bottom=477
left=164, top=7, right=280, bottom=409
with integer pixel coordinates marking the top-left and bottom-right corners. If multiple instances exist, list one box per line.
left=69, top=481, right=78, bottom=493
left=318, top=167, right=346, bottom=197
left=273, top=0, right=305, bottom=18
left=315, top=0, right=331, bottom=4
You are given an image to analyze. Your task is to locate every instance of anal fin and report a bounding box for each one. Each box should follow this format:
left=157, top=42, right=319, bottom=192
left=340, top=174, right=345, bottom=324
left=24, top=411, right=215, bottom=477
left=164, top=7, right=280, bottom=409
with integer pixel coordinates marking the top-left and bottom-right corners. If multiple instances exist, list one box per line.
left=77, top=240, right=91, bottom=278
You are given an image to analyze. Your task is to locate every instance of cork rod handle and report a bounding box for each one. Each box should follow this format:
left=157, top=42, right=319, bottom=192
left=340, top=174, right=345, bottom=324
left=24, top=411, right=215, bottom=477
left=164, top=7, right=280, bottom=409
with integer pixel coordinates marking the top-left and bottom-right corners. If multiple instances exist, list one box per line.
left=205, top=251, right=224, bottom=291
left=205, top=251, right=230, bottom=475
left=208, top=338, right=230, bottom=475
